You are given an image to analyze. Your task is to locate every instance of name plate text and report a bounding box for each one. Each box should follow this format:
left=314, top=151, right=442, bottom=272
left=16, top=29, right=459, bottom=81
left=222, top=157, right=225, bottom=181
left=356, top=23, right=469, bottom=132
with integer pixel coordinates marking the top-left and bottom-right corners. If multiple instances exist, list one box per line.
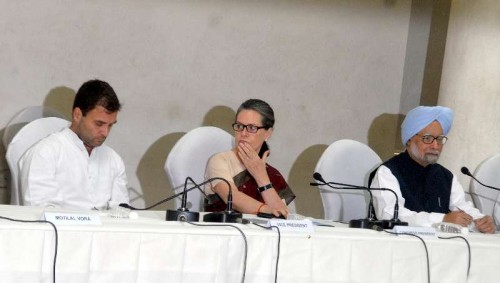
left=268, top=219, right=314, bottom=233
left=43, top=212, right=102, bottom=225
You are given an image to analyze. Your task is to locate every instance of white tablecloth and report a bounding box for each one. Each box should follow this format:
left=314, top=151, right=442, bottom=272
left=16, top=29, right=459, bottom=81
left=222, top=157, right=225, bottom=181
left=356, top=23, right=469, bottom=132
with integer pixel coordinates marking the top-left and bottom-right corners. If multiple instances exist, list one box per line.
left=0, top=205, right=499, bottom=283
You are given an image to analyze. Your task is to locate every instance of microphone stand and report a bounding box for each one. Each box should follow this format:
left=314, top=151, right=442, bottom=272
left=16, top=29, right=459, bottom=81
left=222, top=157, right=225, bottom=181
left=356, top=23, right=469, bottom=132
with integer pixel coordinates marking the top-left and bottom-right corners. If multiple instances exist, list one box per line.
left=462, top=166, right=500, bottom=228
left=203, top=177, right=243, bottom=223
left=166, top=177, right=202, bottom=222
left=121, top=177, right=243, bottom=223
left=313, top=183, right=383, bottom=230
left=311, top=172, right=407, bottom=230
left=367, top=187, right=407, bottom=229
left=462, top=166, right=500, bottom=191
left=317, top=179, right=377, bottom=220
left=119, top=177, right=217, bottom=222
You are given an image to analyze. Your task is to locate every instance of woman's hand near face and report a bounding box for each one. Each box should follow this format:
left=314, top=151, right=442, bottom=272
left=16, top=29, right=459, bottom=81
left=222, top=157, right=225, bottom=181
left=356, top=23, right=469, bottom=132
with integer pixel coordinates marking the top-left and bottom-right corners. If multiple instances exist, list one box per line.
left=237, top=142, right=288, bottom=214
left=237, top=142, right=270, bottom=186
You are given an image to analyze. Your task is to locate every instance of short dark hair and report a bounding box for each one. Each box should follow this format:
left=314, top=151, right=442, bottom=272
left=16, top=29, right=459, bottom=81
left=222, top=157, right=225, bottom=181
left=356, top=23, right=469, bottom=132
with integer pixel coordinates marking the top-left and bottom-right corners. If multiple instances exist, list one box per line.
left=73, top=79, right=121, bottom=116
left=236, top=99, right=275, bottom=129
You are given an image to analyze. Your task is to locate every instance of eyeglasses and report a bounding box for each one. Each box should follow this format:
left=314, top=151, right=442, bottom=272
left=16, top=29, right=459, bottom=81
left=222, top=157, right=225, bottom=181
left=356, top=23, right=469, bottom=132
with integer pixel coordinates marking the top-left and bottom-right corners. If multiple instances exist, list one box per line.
left=232, top=122, right=267, bottom=133
left=417, top=134, right=448, bottom=145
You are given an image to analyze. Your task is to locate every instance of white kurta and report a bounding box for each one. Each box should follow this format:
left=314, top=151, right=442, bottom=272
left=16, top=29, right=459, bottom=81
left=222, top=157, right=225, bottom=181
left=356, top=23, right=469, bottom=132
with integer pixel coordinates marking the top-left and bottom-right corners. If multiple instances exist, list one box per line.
left=371, top=165, right=483, bottom=227
left=19, top=128, right=129, bottom=210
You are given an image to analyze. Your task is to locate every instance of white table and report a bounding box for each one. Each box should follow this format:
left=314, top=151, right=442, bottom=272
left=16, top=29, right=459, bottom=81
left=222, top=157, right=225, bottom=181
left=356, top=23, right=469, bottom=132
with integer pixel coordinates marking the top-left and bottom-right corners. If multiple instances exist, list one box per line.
left=0, top=205, right=499, bottom=283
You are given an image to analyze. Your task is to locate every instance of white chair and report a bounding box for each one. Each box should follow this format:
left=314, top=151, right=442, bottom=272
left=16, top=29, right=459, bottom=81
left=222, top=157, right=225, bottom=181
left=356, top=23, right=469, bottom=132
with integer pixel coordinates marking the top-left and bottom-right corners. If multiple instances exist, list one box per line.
left=3, top=106, right=66, bottom=149
left=314, top=139, right=382, bottom=222
left=165, top=126, right=234, bottom=212
left=469, top=154, right=500, bottom=228
left=6, top=117, right=70, bottom=205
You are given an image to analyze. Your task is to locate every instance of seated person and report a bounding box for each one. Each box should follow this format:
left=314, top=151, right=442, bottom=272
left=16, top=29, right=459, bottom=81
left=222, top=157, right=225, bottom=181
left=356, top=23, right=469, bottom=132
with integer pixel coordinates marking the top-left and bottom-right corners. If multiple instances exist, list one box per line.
left=370, top=106, right=495, bottom=233
left=19, top=79, right=130, bottom=210
left=204, top=99, right=295, bottom=217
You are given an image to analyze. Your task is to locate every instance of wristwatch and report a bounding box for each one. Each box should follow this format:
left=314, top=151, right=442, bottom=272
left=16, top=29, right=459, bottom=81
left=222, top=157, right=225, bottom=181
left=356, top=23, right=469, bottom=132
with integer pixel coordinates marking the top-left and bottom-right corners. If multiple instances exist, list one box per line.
left=258, top=183, right=273, bottom=193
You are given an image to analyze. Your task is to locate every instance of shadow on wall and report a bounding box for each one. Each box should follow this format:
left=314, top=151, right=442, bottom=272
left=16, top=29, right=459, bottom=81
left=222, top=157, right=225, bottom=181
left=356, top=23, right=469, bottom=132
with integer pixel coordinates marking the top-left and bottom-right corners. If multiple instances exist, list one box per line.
left=288, top=144, right=328, bottom=219
left=135, top=105, right=236, bottom=210
left=367, top=113, right=405, bottom=162
left=136, top=132, right=185, bottom=211
left=202, top=105, right=236, bottom=133
left=0, top=130, right=8, bottom=203
left=43, top=86, right=75, bottom=119
left=0, top=86, right=75, bottom=204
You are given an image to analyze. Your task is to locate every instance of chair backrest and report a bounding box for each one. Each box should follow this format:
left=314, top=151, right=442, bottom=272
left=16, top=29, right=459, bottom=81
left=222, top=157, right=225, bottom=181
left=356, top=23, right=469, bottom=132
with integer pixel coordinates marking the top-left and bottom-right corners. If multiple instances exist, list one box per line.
left=314, top=139, right=382, bottom=222
left=6, top=117, right=70, bottom=205
left=470, top=154, right=500, bottom=228
left=165, top=126, right=234, bottom=212
left=3, top=106, right=66, bottom=149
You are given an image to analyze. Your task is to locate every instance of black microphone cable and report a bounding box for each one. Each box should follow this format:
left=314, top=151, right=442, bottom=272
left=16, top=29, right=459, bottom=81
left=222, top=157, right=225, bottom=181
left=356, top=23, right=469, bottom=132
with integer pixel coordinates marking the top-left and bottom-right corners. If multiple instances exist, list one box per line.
left=179, top=177, right=211, bottom=209
left=437, top=235, right=471, bottom=277
left=312, top=172, right=377, bottom=221
left=186, top=221, right=248, bottom=283
left=252, top=222, right=281, bottom=283
left=121, top=177, right=230, bottom=211
left=0, top=216, right=58, bottom=283
left=313, top=183, right=371, bottom=224
left=315, top=183, right=377, bottom=224
left=461, top=166, right=500, bottom=222
left=383, top=230, right=430, bottom=283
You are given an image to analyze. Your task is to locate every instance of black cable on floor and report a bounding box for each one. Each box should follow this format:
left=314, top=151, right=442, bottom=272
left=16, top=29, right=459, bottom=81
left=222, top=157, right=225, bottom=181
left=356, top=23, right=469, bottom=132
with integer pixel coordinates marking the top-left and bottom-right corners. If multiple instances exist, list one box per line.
left=187, top=222, right=248, bottom=283
left=0, top=216, right=58, bottom=283
left=438, top=235, right=471, bottom=277
left=252, top=222, right=281, bottom=283
left=384, top=230, right=430, bottom=283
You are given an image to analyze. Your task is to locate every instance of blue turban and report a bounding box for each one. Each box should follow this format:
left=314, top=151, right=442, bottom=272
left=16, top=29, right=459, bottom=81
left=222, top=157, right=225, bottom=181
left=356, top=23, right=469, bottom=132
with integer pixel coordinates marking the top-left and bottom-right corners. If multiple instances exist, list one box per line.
left=401, top=106, right=454, bottom=146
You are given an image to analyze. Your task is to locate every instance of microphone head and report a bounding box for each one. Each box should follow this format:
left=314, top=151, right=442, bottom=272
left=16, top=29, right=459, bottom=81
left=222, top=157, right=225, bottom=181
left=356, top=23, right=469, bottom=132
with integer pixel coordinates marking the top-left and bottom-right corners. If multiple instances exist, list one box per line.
left=313, top=172, right=325, bottom=183
left=461, top=166, right=471, bottom=176
left=119, top=203, right=134, bottom=210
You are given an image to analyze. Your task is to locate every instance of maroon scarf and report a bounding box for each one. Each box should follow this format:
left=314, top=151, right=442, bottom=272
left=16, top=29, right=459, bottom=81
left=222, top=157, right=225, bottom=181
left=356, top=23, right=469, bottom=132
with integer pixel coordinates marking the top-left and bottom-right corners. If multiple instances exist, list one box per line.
left=205, top=164, right=295, bottom=212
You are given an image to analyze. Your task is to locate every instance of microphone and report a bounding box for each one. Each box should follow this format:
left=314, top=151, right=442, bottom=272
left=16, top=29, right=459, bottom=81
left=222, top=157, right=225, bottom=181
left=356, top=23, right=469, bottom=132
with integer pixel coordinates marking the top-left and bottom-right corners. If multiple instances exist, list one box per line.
left=312, top=172, right=326, bottom=183
left=461, top=166, right=500, bottom=191
left=311, top=172, right=408, bottom=229
left=118, top=203, right=135, bottom=209
left=203, top=177, right=243, bottom=223
left=460, top=166, right=471, bottom=176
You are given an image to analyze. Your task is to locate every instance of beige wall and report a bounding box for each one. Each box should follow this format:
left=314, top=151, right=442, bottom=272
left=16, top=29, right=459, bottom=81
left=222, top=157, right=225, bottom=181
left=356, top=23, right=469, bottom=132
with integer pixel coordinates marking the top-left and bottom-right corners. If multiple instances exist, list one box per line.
left=0, top=1, right=413, bottom=217
left=439, top=0, right=500, bottom=190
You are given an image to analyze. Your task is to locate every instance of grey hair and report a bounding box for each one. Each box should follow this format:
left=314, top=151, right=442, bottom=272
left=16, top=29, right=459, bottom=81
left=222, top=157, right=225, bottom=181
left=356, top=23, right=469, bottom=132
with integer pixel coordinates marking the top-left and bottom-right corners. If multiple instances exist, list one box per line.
left=236, top=99, right=275, bottom=129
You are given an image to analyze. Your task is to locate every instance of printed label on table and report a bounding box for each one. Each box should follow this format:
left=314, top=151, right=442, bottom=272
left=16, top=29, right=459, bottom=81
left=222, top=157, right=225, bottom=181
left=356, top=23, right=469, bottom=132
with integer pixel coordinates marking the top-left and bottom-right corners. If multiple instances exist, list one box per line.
left=43, top=212, right=102, bottom=225
left=392, top=225, right=437, bottom=237
left=267, top=219, right=314, bottom=233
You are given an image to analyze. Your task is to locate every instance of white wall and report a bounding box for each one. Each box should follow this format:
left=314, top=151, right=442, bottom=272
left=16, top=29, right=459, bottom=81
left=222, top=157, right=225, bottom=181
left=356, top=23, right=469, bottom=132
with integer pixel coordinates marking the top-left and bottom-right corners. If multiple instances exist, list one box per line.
left=439, top=0, right=500, bottom=190
left=0, top=0, right=411, bottom=217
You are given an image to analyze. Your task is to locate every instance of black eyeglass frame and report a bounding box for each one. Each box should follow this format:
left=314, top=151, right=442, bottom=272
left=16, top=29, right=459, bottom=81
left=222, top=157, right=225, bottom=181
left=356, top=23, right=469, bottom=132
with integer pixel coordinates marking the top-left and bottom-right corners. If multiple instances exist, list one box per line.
left=232, top=122, right=268, bottom=133
left=416, top=133, right=448, bottom=145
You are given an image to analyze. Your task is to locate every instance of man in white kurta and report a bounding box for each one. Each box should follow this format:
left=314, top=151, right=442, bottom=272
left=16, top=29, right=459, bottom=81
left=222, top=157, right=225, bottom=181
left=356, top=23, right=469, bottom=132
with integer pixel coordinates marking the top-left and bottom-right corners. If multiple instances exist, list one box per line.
left=20, top=128, right=129, bottom=210
left=371, top=106, right=494, bottom=233
left=19, top=79, right=129, bottom=210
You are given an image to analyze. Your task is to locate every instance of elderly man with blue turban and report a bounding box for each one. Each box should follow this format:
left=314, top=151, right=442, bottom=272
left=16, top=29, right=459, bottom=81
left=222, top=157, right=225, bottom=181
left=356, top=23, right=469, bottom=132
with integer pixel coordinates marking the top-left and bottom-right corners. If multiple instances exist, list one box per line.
left=371, top=106, right=495, bottom=233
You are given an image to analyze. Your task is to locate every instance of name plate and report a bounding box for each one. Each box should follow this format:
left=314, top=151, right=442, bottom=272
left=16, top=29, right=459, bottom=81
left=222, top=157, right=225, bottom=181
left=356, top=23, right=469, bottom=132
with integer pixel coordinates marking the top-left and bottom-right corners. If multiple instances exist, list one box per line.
left=392, top=226, right=436, bottom=237
left=268, top=219, right=314, bottom=233
left=43, top=212, right=102, bottom=226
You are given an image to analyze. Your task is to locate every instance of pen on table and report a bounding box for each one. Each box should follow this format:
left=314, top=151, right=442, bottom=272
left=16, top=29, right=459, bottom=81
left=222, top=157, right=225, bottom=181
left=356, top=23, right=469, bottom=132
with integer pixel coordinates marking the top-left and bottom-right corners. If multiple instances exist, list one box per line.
left=457, top=207, right=473, bottom=218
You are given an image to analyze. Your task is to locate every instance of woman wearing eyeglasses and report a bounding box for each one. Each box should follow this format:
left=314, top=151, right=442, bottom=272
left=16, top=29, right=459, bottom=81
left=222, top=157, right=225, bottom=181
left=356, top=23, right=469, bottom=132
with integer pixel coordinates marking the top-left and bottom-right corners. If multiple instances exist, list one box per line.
left=204, top=99, right=295, bottom=217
